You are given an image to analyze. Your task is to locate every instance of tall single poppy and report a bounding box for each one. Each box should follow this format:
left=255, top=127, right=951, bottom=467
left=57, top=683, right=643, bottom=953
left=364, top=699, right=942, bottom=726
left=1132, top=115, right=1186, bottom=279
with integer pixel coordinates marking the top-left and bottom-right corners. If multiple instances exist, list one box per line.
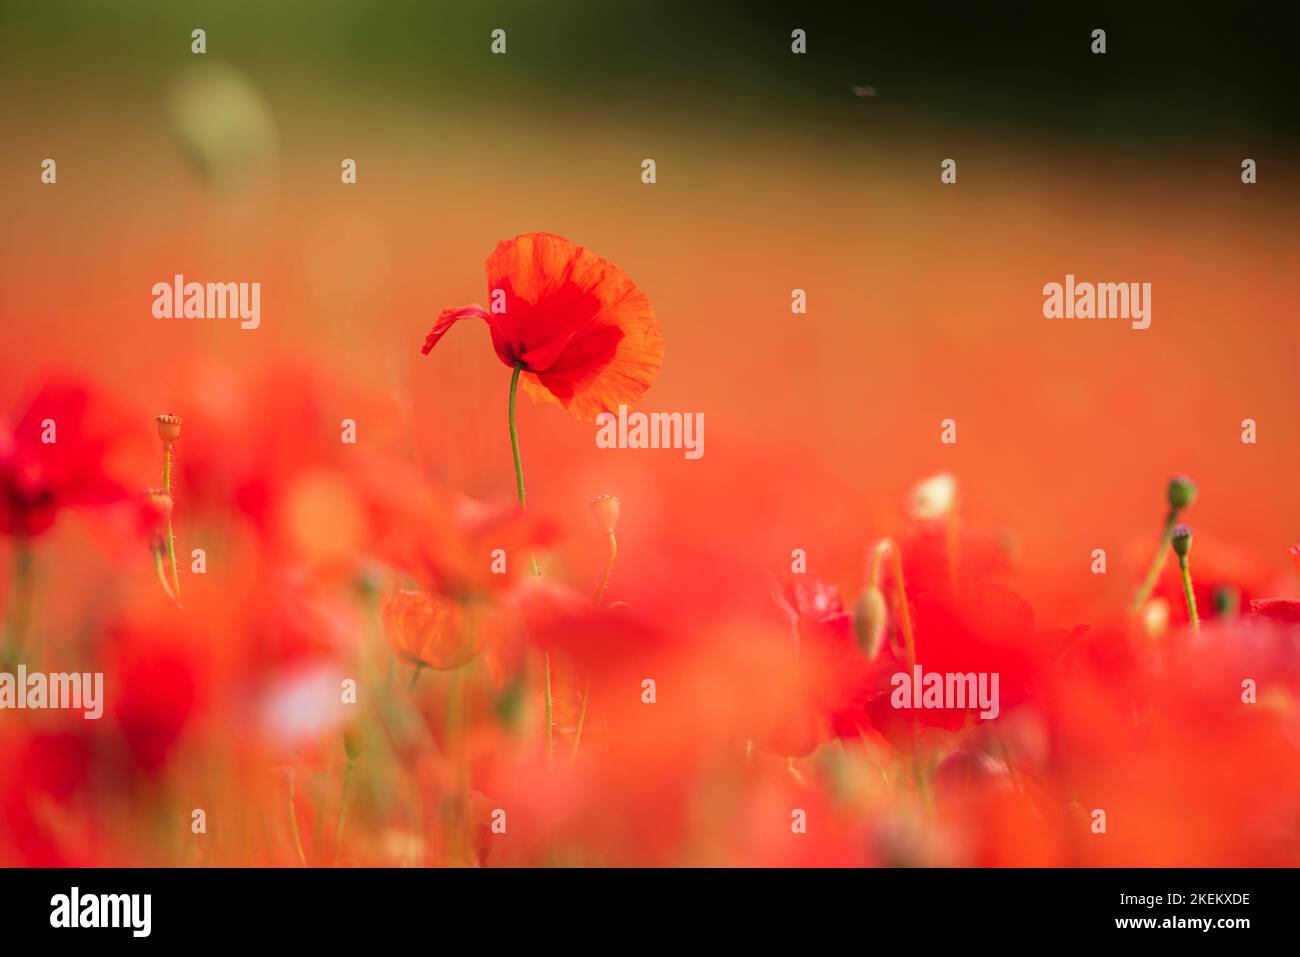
left=422, top=232, right=664, bottom=426
left=422, top=232, right=662, bottom=759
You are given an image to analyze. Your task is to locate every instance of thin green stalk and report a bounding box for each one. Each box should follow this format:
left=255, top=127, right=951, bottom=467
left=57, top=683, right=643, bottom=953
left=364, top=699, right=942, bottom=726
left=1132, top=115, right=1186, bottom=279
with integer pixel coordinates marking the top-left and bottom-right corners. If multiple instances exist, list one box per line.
left=508, top=361, right=551, bottom=761
left=570, top=680, right=591, bottom=763
left=594, top=531, right=617, bottom=605
left=153, top=548, right=178, bottom=604
left=508, top=363, right=526, bottom=508
left=508, top=364, right=541, bottom=578
left=544, top=650, right=553, bottom=765
left=287, top=776, right=307, bottom=866
left=163, top=445, right=181, bottom=598
left=1179, top=556, right=1200, bottom=632
left=1131, top=511, right=1177, bottom=612
left=335, top=757, right=355, bottom=857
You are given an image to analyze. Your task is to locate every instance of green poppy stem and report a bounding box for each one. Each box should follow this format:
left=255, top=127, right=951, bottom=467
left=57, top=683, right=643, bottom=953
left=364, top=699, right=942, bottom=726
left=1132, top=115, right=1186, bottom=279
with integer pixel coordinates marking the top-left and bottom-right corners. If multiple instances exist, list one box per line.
left=1132, top=510, right=1178, bottom=612
left=1179, top=555, right=1200, bottom=632
left=335, top=755, right=355, bottom=857
left=154, top=548, right=178, bottom=604
left=594, top=531, right=617, bottom=605
left=508, top=362, right=550, bottom=761
left=570, top=680, right=591, bottom=764
left=508, top=363, right=540, bottom=578
left=162, top=444, right=181, bottom=598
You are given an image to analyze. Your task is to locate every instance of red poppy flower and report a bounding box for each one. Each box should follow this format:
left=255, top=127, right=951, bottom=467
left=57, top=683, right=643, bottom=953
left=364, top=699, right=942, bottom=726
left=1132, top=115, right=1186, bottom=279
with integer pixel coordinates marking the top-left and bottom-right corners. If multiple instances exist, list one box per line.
left=0, top=378, right=130, bottom=537
left=382, top=589, right=484, bottom=671
left=757, top=579, right=883, bottom=757
left=422, top=232, right=664, bottom=422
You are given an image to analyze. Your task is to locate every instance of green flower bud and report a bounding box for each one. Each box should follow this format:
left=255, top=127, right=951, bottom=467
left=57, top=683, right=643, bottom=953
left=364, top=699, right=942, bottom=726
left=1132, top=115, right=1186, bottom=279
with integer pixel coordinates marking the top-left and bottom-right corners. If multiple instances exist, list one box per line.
left=1168, top=476, right=1197, bottom=511
left=1171, top=524, right=1193, bottom=559
left=343, top=728, right=363, bottom=763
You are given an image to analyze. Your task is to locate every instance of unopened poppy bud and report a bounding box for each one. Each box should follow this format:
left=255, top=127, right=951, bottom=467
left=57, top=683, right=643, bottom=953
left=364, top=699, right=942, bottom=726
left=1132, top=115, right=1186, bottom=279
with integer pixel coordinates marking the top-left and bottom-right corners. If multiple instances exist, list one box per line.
left=1167, top=475, right=1196, bottom=511
left=1171, top=524, right=1193, bottom=559
left=590, top=494, right=620, bottom=534
left=908, top=472, right=956, bottom=521
left=343, top=728, right=363, bottom=762
left=853, top=584, right=888, bottom=659
left=156, top=413, right=182, bottom=444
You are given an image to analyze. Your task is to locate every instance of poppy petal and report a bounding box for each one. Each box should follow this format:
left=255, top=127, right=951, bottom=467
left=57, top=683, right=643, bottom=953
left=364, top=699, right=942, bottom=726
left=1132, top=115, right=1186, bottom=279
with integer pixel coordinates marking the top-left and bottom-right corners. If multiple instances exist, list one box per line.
left=421, top=305, right=491, bottom=355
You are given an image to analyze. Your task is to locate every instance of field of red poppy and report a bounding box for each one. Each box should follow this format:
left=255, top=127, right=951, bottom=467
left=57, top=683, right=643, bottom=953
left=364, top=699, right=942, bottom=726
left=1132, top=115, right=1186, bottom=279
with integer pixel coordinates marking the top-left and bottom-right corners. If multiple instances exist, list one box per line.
left=2, top=3, right=1300, bottom=870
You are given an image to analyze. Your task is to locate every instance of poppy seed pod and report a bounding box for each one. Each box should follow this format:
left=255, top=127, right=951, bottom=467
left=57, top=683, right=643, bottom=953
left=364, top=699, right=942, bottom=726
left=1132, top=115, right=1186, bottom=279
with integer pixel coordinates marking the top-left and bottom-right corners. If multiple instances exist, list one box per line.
left=1171, top=524, right=1194, bottom=559
left=590, top=494, right=620, bottom=534
left=1167, top=475, right=1197, bottom=510
left=156, top=414, right=183, bottom=444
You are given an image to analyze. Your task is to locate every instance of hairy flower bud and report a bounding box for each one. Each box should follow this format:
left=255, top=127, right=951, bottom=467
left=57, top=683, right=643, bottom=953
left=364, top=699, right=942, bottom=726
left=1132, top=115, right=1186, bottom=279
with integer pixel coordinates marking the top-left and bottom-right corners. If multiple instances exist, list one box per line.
left=1167, top=475, right=1197, bottom=511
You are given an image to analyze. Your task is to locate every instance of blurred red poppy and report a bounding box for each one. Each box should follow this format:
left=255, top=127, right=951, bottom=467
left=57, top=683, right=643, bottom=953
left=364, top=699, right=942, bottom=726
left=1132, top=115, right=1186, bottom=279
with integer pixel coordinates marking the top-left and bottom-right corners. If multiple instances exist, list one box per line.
left=383, top=589, right=483, bottom=671
left=0, top=378, right=130, bottom=537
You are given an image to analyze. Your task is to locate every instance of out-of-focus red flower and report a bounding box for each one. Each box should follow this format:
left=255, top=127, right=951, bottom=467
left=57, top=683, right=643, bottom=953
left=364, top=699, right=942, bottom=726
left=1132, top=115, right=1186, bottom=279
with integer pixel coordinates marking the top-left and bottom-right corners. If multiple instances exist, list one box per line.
left=422, top=232, right=664, bottom=422
left=0, top=730, right=97, bottom=866
left=383, top=589, right=483, bottom=670
left=0, top=378, right=131, bottom=536
left=353, top=453, right=558, bottom=599
left=134, top=488, right=173, bottom=544
left=1249, top=598, right=1300, bottom=624
left=515, top=577, right=662, bottom=666
left=757, top=579, right=883, bottom=757
left=106, top=612, right=201, bottom=775
left=1043, top=616, right=1300, bottom=865
left=864, top=580, right=1057, bottom=745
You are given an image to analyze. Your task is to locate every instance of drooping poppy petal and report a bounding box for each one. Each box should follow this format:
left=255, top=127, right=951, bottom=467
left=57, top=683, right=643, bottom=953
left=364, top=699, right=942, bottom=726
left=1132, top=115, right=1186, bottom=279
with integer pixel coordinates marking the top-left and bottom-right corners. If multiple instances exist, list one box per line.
left=421, top=305, right=490, bottom=356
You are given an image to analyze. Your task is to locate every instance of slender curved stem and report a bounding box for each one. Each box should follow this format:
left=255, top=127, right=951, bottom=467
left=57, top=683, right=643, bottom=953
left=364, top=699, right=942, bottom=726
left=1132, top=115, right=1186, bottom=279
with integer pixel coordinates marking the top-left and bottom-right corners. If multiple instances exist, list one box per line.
left=287, top=776, right=307, bottom=866
left=509, top=362, right=550, bottom=760
left=543, top=650, right=553, bottom=765
left=1179, top=555, right=1200, bottom=632
left=594, top=532, right=617, bottom=605
left=570, top=680, right=591, bottom=763
left=163, top=444, right=181, bottom=597
left=335, top=756, right=355, bottom=858
left=154, top=549, right=178, bottom=604
left=508, top=364, right=526, bottom=509
left=1132, top=510, right=1178, bottom=612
